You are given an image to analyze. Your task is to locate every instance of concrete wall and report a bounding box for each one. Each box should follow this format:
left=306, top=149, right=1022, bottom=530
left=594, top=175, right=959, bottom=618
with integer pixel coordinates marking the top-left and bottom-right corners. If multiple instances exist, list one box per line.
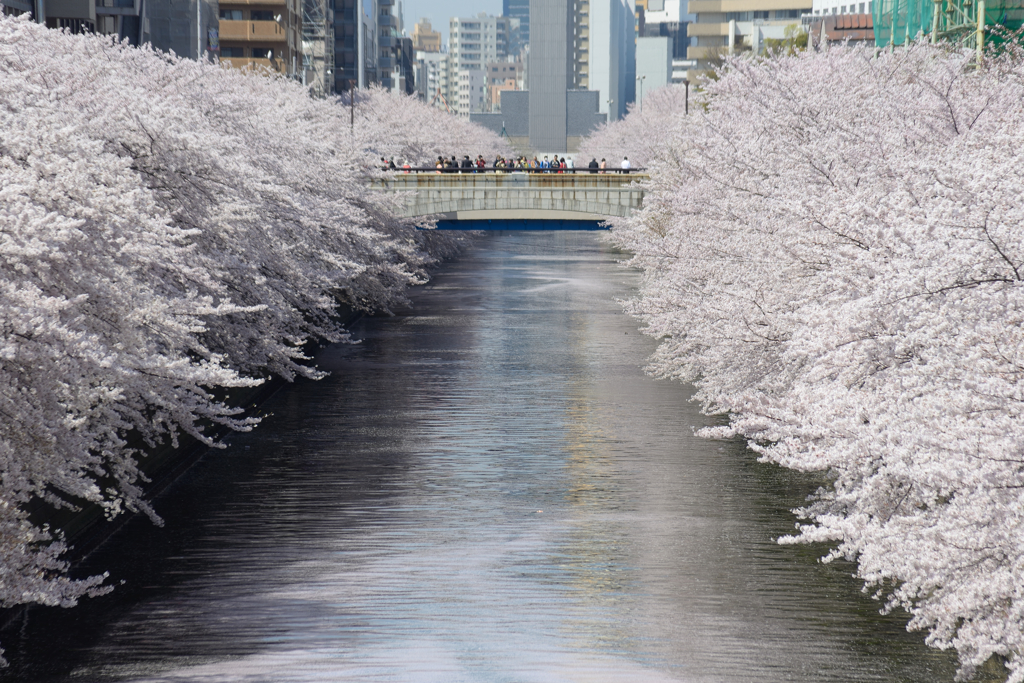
left=528, top=0, right=572, bottom=152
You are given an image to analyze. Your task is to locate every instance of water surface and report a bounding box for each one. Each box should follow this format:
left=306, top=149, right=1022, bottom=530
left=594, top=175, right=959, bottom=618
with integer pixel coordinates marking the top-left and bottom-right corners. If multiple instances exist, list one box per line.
left=6, top=232, right=970, bottom=682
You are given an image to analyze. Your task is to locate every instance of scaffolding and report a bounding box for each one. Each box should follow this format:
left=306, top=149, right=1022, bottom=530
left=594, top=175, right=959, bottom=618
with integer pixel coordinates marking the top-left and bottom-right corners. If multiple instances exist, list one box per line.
left=301, top=0, right=334, bottom=97
left=873, top=0, right=1024, bottom=57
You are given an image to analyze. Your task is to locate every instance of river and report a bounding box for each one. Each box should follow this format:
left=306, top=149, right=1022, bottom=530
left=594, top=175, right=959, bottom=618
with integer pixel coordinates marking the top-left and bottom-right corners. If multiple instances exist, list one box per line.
left=4, top=232, right=976, bottom=682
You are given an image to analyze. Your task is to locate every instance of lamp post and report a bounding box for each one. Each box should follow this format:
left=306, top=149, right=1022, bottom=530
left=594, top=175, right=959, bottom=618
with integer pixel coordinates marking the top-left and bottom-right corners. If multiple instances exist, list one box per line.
left=606, top=98, right=615, bottom=121
left=636, top=75, right=646, bottom=113
left=683, top=78, right=689, bottom=115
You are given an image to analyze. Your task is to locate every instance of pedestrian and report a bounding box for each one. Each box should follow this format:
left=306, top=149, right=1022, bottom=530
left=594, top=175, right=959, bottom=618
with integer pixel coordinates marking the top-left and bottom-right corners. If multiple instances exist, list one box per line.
left=600, top=158, right=607, bottom=173
left=621, top=156, right=631, bottom=173
left=588, top=158, right=599, bottom=174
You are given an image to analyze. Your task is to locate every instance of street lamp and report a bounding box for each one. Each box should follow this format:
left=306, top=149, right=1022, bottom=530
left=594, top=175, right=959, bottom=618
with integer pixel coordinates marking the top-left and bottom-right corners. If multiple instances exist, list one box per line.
left=683, top=78, right=689, bottom=115
left=606, top=98, right=614, bottom=121
left=636, top=75, right=646, bottom=113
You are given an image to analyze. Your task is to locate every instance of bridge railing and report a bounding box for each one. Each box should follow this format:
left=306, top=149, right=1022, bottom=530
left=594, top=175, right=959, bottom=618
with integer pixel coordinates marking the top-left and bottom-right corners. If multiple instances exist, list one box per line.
left=379, top=167, right=648, bottom=175
left=374, top=169, right=648, bottom=220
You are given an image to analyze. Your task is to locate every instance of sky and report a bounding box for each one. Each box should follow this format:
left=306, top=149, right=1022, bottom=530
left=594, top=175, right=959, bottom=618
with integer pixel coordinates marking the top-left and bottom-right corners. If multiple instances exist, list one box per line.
left=400, top=0, right=503, bottom=45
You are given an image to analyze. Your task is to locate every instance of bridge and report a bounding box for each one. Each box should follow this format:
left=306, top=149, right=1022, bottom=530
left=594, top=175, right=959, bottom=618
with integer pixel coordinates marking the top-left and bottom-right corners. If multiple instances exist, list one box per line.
left=376, top=170, right=648, bottom=230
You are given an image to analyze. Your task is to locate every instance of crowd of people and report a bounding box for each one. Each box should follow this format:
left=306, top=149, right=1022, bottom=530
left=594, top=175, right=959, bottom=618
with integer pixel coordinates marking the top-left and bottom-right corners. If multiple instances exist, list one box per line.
left=380, top=155, right=634, bottom=173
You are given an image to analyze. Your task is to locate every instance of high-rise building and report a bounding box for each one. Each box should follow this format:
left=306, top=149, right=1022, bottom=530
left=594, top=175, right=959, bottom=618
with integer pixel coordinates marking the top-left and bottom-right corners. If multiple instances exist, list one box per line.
left=412, top=18, right=442, bottom=52
left=449, top=14, right=519, bottom=73
left=333, top=0, right=378, bottom=93
left=503, top=0, right=530, bottom=45
left=448, top=14, right=519, bottom=115
left=377, top=0, right=402, bottom=90
left=686, top=0, right=812, bottom=76
left=581, top=0, right=635, bottom=122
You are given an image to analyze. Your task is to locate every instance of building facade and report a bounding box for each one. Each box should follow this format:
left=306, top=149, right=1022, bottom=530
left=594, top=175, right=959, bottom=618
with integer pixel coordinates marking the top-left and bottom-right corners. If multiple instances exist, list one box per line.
left=812, top=0, right=872, bottom=15
left=333, top=0, right=376, bottom=93
left=1, top=0, right=218, bottom=60
left=218, top=0, right=301, bottom=77
left=583, top=0, right=635, bottom=122
left=503, top=0, right=530, bottom=45
left=686, top=0, right=812, bottom=76
left=412, top=17, right=441, bottom=51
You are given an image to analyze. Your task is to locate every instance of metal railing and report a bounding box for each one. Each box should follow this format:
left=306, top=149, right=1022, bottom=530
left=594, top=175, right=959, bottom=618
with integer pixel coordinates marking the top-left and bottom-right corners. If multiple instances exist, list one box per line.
left=380, top=167, right=648, bottom=175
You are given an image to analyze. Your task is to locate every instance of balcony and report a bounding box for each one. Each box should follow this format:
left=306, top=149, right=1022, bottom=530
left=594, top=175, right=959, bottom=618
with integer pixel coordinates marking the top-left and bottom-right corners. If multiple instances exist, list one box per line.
left=220, top=57, right=286, bottom=73
left=687, top=22, right=732, bottom=36
left=218, top=19, right=287, bottom=42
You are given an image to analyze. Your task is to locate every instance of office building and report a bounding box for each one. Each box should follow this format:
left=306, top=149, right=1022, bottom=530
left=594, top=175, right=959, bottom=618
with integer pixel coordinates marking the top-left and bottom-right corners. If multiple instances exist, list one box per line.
left=503, top=0, right=530, bottom=45
left=582, top=0, right=636, bottom=122
left=333, top=0, right=377, bottom=93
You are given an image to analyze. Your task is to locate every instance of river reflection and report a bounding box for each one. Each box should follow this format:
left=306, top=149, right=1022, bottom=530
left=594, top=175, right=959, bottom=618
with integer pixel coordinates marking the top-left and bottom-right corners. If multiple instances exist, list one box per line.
left=5, top=232, right=981, bottom=682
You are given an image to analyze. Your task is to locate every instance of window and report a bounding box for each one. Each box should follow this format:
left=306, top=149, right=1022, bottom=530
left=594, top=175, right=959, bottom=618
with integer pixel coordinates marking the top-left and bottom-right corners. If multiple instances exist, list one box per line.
left=219, top=9, right=242, bottom=20
left=859, top=2, right=866, bottom=11
left=774, top=9, right=801, bottom=19
left=221, top=46, right=244, bottom=57
left=251, top=10, right=274, bottom=20
left=725, top=11, right=752, bottom=21
left=841, top=5, right=847, bottom=12
left=252, top=47, right=274, bottom=58
left=753, top=10, right=769, bottom=19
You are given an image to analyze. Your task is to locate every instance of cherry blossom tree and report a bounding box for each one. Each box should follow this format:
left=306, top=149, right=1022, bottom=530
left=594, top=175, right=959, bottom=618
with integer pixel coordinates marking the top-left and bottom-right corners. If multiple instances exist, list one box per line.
left=0, top=13, right=506, bottom=658
left=588, top=41, right=1024, bottom=682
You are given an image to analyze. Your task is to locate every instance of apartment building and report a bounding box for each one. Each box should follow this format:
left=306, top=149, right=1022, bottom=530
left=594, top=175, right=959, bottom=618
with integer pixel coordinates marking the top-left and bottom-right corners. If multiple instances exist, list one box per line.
left=447, top=14, right=519, bottom=115
left=412, top=18, right=441, bottom=51
left=218, top=0, right=302, bottom=76
left=449, top=14, right=520, bottom=72
left=686, top=0, right=812, bottom=75
left=455, top=69, right=487, bottom=117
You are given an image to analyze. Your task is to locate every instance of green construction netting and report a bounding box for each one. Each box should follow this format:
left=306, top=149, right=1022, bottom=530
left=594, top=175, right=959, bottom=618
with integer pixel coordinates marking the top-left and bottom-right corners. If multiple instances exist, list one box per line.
left=873, top=0, right=1024, bottom=47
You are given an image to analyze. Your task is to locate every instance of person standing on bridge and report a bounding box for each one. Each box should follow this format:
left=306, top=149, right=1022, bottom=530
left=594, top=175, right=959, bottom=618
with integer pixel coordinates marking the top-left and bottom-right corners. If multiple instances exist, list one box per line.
left=621, top=156, right=631, bottom=173
left=600, top=158, right=607, bottom=173
left=589, top=158, right=599, bottom=174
